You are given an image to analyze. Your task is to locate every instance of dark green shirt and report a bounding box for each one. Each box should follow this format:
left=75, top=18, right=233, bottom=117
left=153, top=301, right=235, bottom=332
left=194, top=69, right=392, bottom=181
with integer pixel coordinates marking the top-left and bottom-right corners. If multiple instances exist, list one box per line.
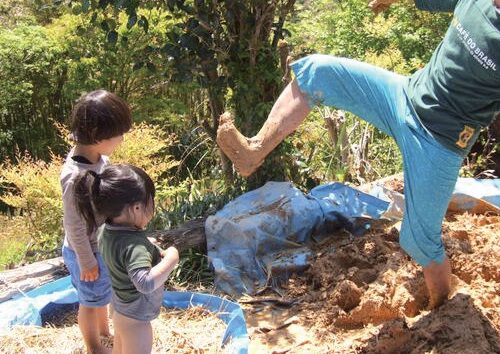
left=99, top=225, right=162, bottom=303
left=407, top=0, right=500, bottom=154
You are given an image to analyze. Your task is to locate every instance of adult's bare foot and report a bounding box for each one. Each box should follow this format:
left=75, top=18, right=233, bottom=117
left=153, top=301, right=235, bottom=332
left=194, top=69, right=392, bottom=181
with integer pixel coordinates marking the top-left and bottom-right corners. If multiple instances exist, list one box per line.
left=423, top=257, right=452, bottom=310
left=216, top=112, right=265, bottom=177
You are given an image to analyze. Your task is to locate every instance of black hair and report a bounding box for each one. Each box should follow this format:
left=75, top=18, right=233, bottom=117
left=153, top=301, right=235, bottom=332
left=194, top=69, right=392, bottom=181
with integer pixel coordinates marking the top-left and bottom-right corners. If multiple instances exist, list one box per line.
left=73, top=164, right=155, bottom=234
left=70, top=90, right=132, bottom=145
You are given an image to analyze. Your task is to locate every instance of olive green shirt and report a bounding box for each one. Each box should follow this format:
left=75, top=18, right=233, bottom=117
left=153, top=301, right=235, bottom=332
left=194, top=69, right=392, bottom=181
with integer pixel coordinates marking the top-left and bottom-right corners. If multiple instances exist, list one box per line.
left=407, top=0, right=500, bottom=154
left=99, top=225, right=163, bottom=320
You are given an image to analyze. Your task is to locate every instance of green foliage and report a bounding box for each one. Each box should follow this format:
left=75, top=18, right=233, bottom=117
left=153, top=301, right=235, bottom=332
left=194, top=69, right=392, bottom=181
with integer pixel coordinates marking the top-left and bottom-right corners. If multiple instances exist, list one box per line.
left=289, top=0, right=449, bottom=71
left=154, top=177, right=242, bottom=230
left=290, top=109, right=402, bottom=186
left=112, top=123, right=180, bottom=181
left=72, top=0, right=297, bottom=184
left=461, top=131, right=500, bottom=178
left=0, top=24, right=69, bottom=160
left=0, top=152, right=64, bottom=261
left=0, top=0, right=58, bottom=28
left=168, top=249, right=213, bottom=287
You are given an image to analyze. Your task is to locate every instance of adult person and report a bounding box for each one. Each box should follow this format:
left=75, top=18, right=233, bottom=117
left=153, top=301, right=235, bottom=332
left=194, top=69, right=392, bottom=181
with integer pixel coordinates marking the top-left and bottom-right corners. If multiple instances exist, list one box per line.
left=216, top=0, right=500, bottom=308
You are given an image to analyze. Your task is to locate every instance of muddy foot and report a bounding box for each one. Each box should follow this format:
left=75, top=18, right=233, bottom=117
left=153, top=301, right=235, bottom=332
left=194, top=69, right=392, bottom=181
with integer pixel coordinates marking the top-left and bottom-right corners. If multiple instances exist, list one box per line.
left=216, top=112, right=265, bottom=177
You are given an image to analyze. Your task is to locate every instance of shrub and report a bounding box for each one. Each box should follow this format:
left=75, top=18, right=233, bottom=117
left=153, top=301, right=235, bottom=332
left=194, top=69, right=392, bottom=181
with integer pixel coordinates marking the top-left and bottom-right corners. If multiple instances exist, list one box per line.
left=0, top=152, right=64, bottom=261
left=0, top=122, right=180, bottom=264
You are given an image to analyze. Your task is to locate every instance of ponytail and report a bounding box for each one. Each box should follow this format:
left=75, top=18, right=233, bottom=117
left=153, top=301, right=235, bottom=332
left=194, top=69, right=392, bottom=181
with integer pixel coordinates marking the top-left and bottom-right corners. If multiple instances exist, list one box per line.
left=73, top=170, right=100, bottom=234
left=72, top=164, right=155, bottom=234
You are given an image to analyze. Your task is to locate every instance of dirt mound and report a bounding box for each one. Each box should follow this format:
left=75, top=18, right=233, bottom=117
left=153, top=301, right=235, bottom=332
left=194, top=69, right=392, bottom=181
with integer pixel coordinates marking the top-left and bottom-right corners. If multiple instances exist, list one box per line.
left=245, top=211, right=500, bottom=353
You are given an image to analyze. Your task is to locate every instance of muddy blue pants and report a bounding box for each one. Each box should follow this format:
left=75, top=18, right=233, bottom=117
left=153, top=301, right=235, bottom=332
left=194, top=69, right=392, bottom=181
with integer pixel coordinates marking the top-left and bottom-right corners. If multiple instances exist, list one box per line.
left=292, top=54, right=463, bottom=266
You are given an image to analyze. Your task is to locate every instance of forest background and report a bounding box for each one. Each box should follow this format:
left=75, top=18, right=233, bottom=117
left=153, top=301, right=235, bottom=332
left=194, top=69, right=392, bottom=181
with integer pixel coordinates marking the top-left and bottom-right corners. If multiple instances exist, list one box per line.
left=0, top=0, right=498, bottom=284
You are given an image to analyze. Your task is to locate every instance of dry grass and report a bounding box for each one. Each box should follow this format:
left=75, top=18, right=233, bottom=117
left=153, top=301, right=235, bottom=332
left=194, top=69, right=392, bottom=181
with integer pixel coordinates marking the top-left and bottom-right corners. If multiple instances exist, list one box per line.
left=0, top=306, right=229, bottom=354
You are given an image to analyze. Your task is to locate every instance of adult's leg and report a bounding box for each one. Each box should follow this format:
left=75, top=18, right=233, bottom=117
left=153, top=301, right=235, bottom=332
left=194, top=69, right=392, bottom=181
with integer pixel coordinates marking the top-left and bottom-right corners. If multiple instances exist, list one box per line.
left=423, top=257, right=452, bottom=309
left=217, top=80, right=310, bottom=176
left=397, top=112, right=463, bottom=309
left=112, top=311, right=153, bottom=354
left=217, top=54, right=406, bottom=176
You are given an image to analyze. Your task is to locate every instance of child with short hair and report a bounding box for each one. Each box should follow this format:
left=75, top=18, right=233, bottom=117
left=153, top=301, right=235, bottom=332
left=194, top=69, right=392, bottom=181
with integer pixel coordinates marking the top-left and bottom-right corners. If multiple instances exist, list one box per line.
left=73, top=163, right=179, bottom=354
left=61, top=90, right=132, bottom=354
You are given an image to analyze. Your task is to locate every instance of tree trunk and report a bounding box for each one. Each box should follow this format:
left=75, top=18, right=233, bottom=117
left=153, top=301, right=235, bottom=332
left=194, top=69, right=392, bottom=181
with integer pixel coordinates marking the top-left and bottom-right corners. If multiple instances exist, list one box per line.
left=149, top=217, right=207, bottom=253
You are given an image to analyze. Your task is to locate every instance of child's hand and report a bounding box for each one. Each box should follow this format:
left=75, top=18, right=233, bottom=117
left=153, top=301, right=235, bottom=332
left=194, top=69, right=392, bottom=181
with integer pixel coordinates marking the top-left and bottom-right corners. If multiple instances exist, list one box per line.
left=161, top=246, right=180, bottom=264
left=81, top=265, right=99, bottom=282
left=148, top=246, right=180, bottom=287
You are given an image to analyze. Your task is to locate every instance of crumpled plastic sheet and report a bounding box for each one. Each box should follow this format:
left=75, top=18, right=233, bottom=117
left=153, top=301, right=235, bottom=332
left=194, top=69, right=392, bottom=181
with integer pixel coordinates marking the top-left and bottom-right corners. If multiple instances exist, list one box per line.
left=206, top=181, right=389, bottom=296
left=449, top=178, right=500, bottom=212
left=370, top=177, right=500, bottom=219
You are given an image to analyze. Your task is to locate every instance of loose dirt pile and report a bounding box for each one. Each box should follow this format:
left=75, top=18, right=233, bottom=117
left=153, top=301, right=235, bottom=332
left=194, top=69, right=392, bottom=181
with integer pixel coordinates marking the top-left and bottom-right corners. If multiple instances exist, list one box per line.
left=0, top=306, right=228, bottom=354
left=245, top=212, right=499, bottom=353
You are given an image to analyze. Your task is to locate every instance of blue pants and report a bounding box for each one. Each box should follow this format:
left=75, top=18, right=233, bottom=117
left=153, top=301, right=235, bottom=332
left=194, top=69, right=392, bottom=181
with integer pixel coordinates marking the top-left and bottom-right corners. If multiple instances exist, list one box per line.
left=62, top=246, right=112, bottom=307
left=292, top=54, right=463, bottom=266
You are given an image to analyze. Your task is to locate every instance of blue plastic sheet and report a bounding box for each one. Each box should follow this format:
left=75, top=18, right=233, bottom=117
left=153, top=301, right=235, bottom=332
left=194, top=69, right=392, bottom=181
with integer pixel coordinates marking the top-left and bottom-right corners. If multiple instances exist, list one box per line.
left=0, top=276, right=249, bottom=353
left=206, top=181, right=389, bottom=296
left=164, top=292, right=248, bottom=353
left=0, top=276, right=77, bottom=332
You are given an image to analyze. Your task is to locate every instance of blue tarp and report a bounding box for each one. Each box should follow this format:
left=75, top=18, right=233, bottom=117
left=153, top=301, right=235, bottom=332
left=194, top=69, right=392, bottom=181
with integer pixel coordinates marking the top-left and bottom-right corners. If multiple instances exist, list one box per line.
left=206, top=181, right=389, bottom=296
left=0, top=276, right=249, bottom=353
left=206, top=179, right=500, bottom=296
left=369, top=177, right=500, bottom=219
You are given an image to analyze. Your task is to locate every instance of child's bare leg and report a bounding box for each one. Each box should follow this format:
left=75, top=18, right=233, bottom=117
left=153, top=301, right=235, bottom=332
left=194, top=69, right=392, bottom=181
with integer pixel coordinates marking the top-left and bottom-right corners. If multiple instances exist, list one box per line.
left=423, top=257, right=452, bottom=309
left=112, top=311, right=153, bottom=354
left=216, top=80, right=311, bottom=176
left=97, top=305, right=111, bottom=337
left=112, top=325, right=122, bottom=354
left=79, top=305, right=112, bottom=354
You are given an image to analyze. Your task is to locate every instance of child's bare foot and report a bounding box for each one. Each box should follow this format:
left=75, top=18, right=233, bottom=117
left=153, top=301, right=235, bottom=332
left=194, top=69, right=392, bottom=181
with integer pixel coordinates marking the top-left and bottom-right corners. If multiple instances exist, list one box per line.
left=216, top=112, right=265, bottom=176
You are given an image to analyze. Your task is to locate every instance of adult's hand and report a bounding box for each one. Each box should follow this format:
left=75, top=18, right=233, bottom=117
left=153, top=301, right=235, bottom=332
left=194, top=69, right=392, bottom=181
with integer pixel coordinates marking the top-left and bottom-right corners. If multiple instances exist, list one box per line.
left=81, top=264, right=99, bottom=282
left=368, top=0, right=398, bottom=14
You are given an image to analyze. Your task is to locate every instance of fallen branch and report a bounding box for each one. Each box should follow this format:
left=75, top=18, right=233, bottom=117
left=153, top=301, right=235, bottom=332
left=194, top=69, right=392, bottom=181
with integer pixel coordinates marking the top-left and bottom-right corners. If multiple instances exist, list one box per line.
left=149, top=217, right=207, bottom=253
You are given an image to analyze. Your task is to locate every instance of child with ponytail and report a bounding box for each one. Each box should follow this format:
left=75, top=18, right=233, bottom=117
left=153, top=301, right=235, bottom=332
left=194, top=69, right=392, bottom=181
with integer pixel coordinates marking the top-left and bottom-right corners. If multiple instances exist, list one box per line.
left=73, top=164, right=179, bottom=354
